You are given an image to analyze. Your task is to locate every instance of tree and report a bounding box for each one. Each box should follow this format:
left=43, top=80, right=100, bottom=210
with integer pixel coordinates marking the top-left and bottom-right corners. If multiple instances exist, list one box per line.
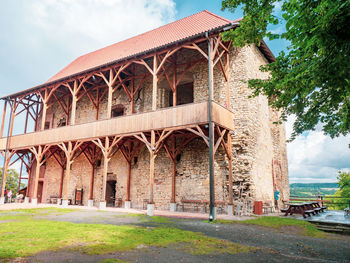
left=328, top=171, right=350, bottom=210
left=0, top=168, right=24, bottom=195
left=222, top=0, right=350, bottom=140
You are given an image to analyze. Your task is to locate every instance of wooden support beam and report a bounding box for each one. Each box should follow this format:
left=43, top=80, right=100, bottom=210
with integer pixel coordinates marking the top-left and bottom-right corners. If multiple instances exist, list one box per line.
left=152, top=55, right=158, bottom=111
left=40, top=89, right=48, bottom=131
left=0, top=150, right=16, bottom=198
left=149, top=130, right=155, bottom=204
left=225, top=52, right=231, bottom=109
left=70, top=81, right=78, bottom=125
left=1, top=100, right=7, bottom=138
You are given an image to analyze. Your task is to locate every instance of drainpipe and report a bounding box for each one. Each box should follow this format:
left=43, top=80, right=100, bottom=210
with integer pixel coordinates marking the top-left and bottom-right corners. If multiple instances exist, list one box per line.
left=0, top=98, right=13, bottom=195
left=206, top=32, right=215, bottom=222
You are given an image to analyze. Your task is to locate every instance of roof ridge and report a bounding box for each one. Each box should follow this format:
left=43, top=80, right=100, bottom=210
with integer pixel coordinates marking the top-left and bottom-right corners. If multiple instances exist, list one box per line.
left=68, top=10, right=217, bottom=63
left=202, top=9, right=232, bottom=23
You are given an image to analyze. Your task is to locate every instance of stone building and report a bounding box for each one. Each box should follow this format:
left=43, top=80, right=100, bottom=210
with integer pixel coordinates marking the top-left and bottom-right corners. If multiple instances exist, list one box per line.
left=0, top=10, right=289, bottom=216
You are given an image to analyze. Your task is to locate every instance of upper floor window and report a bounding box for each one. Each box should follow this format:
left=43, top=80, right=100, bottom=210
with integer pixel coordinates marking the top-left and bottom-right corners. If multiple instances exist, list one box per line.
left=169, top=82, right=194, bottom=106
left=112, top=104, right=125, bottom=118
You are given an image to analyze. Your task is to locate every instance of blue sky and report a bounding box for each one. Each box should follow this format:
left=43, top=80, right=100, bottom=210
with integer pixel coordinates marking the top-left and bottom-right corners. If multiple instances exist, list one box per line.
left=0, top=0, right=349, bottom=183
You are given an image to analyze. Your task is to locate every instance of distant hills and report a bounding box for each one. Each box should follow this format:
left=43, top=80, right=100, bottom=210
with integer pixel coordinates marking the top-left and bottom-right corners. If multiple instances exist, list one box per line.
left=290, top=183, right=338, bottom=197
left=290, top=183, right=338, bottom=188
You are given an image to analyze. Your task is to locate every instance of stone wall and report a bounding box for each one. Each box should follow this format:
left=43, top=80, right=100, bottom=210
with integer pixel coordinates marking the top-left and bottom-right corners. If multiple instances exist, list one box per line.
left=35, top=43, right=289, bottom=213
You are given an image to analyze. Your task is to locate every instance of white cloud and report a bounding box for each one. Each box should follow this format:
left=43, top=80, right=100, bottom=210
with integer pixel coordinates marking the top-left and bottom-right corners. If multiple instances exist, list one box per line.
left=286, top=116, right=350, bottom=184
left=0, top=0, right=176, bottom=89
left=28, top=0, right=176, bottom=54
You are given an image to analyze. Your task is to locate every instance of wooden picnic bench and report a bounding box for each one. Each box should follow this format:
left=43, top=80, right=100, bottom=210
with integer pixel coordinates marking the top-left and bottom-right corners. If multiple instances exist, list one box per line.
left=281, top=202, right=326, bottom=218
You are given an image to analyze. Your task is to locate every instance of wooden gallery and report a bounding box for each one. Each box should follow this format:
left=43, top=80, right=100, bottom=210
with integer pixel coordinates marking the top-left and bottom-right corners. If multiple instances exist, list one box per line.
left=0, top=11, right=289, bottom=216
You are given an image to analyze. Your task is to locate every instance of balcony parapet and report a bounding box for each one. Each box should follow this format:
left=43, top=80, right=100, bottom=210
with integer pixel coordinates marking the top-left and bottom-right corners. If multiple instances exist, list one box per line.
left=0, top=102, right=234, bottom=151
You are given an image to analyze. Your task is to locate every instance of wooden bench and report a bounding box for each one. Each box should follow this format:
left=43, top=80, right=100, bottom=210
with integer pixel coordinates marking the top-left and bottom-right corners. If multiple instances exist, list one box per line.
left=304, top=210, right=315, bottom=217
left=179, top=199, right=202, bottom=212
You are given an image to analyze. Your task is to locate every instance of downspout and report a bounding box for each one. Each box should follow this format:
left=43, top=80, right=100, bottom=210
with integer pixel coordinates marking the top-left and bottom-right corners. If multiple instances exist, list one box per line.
left=206, top=32, right=215, bottom=222
left=0, top=98, right=13, bottom=196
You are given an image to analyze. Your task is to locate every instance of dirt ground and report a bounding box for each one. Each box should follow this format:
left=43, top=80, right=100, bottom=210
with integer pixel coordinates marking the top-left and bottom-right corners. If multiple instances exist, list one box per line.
left=2, top=208, right=350, bottom=263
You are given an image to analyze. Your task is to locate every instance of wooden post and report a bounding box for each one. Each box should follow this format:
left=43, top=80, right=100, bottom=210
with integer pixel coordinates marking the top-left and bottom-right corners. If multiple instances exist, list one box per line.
left=170, top=136, right=176, bottom=203
left=149, top=130, right=155, bottom=203
left=61, top=142, right=73, bottom=201
left=225, top=52, right=231, bottom=109
left=59, top=167, right=64, bottom=198
left=9, top=101, right=16, bottom=137
left=107, top=70, right=114, bottom=119
left=0, top=100, right=7, bottom=138
left=172, top=57, right=177, bottom=107
left=101, top=137, right=110, bottom=202
left=89, top=166, right=95, bottom=200
left=24, top=108, right=29, bottom=134
left=126, top=161, right=131, bottom=201
left=0, top=156, right=11, bottom=198
left=41, top=89, right=48, bottom=130
left=32, top=146, right=43, bottom=200
left=70, top=81, right=77, bottom=125
left=17, top=160, right=24, bottom=193
left=152, top=55, right=158, bottom=111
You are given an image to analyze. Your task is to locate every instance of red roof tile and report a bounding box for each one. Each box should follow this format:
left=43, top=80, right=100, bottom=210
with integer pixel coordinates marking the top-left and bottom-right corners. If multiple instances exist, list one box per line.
left=47, top=10, right=232, bottom=84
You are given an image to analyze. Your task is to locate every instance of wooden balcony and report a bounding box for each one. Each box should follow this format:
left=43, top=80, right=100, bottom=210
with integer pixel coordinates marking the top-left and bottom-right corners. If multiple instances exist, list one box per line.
left=0, top=102, right=234, bottom=150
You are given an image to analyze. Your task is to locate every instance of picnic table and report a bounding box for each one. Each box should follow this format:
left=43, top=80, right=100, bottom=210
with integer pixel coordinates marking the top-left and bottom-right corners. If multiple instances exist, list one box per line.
left=281, top=202, right=326, bottom=218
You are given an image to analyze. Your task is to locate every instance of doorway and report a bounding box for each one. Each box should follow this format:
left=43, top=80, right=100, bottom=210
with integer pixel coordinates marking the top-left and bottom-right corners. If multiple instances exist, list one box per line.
left=37, top=182, right=43, bottom=203
left=106, top=180, right=116, bottom=207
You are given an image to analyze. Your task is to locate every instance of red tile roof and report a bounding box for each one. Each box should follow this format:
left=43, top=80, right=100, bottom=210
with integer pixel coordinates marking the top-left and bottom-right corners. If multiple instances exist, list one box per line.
left=47, top=10, right=233, bottom=84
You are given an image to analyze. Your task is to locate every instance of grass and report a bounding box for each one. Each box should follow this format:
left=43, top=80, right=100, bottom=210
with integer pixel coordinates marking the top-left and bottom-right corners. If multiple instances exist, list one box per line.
left=214, top=216, right=326, bottom=238
left=99, top=259, right=130, bottom=263
left=0, top=210, right=255, bottom=259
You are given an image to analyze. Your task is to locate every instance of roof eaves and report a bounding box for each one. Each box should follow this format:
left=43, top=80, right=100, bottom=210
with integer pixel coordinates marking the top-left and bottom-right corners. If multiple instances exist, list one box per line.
left=1, top=23, right=234, bottom=100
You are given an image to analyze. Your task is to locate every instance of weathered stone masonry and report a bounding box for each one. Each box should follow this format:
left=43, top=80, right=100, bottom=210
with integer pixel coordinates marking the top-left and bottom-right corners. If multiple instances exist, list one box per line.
left=40, top=44, right=289, bottom=212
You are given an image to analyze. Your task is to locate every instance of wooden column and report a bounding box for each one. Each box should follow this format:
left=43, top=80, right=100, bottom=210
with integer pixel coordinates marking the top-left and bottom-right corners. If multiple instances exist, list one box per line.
left=63, top=142, right=72, bottom=200
left=152, top=55, right=158, bottom=111
left=92, top=136, right=123, bottom=202
left=170, top=136, right=176, bottom=203
left=172, top=58, right=177, bottom=107
left=0, top=100, right=7, bottom=138
left=149, top=130, right=155, bottom=203
left=58, top=141, right=82, bottom=201
left=9, top=100, right=16, bottom=137
left=0, top=151, right=15, bottom=198
left=126, top=161, right=131, bottom=201
left=90, top=166, right=95, bottom=200
left=41, top=89, right=48, bottom=131
left=101, top=138, right=110, bottom=202
left=225, top=52, right=231, bottom=109
left=30, top=146, right=47, bottom=200
left=59, top=168, right=64, bottom=198
left=107, top=79, right=113, bottom=119
left=70, top=81, right=78, bottom=125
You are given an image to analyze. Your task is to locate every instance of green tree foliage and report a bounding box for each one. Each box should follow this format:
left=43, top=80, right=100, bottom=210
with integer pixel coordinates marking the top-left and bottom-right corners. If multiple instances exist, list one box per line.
left=222, top=0, right=350, bottom=140
left=328, top=171, right=350, bottom=210
left=0, top=168, right=24, bottom=195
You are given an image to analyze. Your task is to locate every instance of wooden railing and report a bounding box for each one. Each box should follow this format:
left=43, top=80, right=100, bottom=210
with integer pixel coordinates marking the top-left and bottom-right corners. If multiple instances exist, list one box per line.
left=0, top=102, right=234, bottom=150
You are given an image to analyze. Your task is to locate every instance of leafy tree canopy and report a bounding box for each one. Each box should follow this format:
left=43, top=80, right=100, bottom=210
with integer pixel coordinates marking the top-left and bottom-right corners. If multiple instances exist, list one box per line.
left=222, top=0, right=350, bottom=140
left=0, top=168, right=24, bottom=195
left=328, top=171, right=350, bottom=210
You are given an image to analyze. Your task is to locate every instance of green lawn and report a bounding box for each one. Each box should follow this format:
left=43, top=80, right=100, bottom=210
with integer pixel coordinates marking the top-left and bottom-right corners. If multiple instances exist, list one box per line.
left=0, top=208, right=255, bottom=259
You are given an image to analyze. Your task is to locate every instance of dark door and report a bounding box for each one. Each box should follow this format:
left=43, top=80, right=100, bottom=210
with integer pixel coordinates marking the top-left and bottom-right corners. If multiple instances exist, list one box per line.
left=106, top=180, right=116, bottom=207
left=37, top=182, right=44, bottom=203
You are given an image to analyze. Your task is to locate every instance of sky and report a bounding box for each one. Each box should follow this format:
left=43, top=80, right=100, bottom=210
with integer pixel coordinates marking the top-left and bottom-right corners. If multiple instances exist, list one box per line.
left=0, top=0, right=349, bottom=184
